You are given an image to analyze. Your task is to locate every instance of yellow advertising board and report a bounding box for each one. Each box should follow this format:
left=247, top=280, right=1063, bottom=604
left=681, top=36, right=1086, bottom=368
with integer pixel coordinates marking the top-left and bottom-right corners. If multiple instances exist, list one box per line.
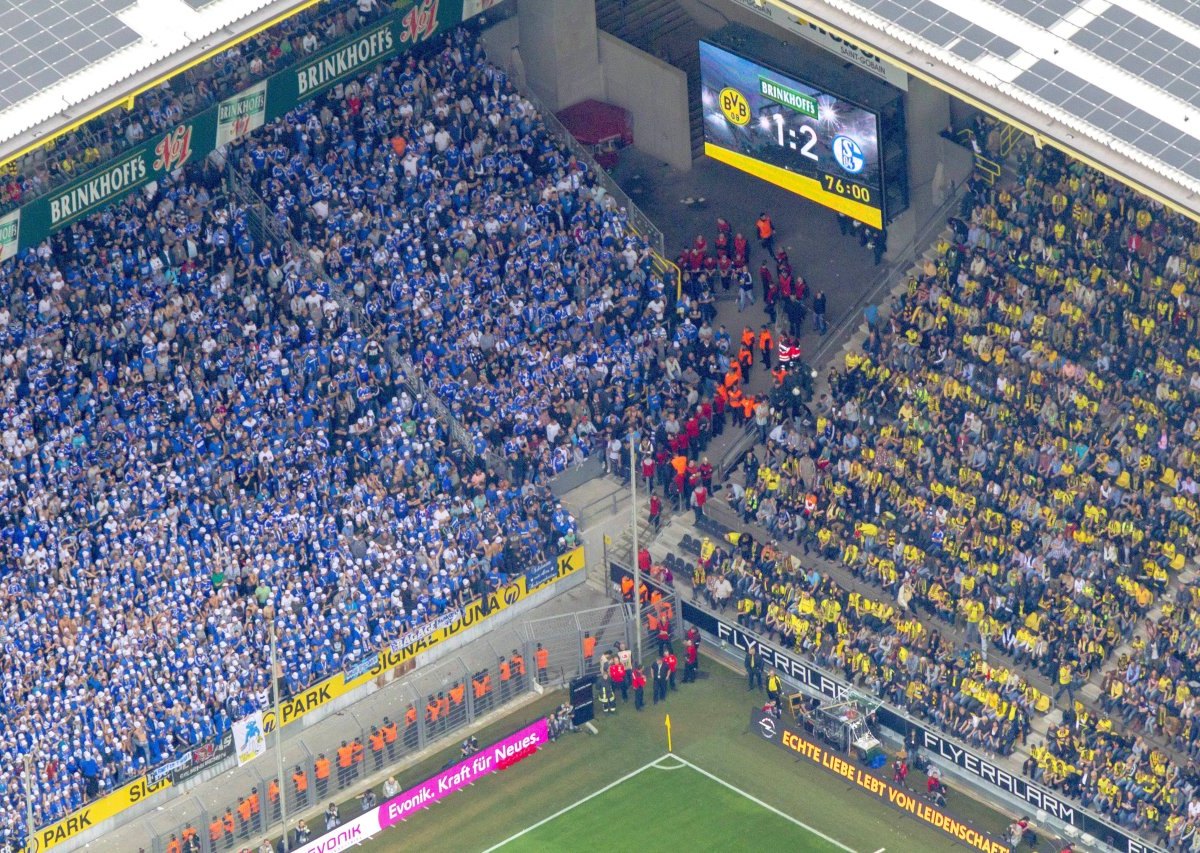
left=34, top=546, right=585, bottom=849
left=34, top=774, right=171, bottom=851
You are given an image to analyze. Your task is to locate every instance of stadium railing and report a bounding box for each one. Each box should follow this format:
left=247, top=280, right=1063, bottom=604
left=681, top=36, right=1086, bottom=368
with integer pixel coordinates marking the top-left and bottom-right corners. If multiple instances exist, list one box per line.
left=29, top=548, right=587, bottom=853
left=141, top=599, right=642, bottom=853
left=955, top=128, right=1002, bottom=186
left=522, top=85, right=664, bottom=259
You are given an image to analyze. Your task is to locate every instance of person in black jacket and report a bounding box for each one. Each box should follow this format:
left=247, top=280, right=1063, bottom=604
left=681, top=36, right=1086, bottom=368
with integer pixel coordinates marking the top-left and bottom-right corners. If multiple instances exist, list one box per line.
left=653, top=654, right=670, bottom=704
left=745, top=646, right=764, bottom=691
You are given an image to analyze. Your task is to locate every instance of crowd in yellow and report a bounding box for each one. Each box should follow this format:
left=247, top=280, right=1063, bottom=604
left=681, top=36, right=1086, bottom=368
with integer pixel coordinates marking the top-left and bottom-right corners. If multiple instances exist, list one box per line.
left=717, top=145, right=1200, bottom=846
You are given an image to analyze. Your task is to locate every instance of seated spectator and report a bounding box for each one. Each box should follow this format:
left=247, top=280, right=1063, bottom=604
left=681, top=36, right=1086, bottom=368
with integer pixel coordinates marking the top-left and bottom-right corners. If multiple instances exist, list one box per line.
left=727, top=144, right=1200, bottom=843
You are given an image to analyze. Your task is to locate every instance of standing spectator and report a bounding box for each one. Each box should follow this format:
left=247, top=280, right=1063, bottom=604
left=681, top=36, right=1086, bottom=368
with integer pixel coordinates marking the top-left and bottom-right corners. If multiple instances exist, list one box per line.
left=649, top=493, right=663, bottom=532
left=758, top=325, right=773, bottom=367
left=745, top=646, right=764, bottom=691
left=359, top=787, right=376, bottom=814
left=597, top=671, right=616, bottom=715
left=738, top=268, right=755, bottom=312
left=813, top=290, right=828, bottom=334
left=609, top=656, right=628, bottom=703
left=684, top=638, right=699, bottom=683
left=631, top=664, right=647, bottom=711
left=691, top=482, right=708, bottom=524
left=536, top=643, right=549, bottom=684
left=653, top=654, right=670, bottom=704
left=756, top=212, right=777, bottom=258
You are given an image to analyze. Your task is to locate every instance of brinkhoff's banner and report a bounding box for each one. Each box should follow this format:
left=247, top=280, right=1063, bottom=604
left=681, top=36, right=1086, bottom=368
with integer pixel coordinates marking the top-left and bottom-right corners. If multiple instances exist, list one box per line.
left=8, top=0, right=496, bottom=261
left=609, top=562, right=1160, bottom=853
left=751, top=709, right=1010, bottom=853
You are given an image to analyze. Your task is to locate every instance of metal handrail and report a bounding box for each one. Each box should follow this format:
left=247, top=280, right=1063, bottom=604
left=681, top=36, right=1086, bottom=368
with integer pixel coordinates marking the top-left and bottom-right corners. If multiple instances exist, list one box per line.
left=521, top=86, right=665, bottom=257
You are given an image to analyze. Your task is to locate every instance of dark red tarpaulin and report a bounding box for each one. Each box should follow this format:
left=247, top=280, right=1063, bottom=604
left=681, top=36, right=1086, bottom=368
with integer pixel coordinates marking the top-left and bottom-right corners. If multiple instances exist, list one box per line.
left=555, top=99, right=633, bottom=147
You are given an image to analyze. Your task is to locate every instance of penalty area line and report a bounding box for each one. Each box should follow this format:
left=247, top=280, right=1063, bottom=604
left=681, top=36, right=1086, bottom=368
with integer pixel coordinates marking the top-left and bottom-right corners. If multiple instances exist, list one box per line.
left=669, top=755, right=857, bottom=853
left=480, top=755, right=670, bottom=851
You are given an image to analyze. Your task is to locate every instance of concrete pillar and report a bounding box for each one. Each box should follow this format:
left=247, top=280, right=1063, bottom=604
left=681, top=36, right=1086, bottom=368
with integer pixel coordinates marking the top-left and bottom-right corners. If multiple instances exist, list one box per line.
left=517, top=0, right=606, bottom=110
left=887, top=79, right=971, bottom=258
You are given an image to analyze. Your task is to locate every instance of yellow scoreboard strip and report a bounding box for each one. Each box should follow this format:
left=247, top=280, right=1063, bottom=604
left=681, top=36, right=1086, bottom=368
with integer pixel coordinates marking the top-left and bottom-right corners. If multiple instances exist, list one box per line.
left=705, top=142, right=883, bottom=229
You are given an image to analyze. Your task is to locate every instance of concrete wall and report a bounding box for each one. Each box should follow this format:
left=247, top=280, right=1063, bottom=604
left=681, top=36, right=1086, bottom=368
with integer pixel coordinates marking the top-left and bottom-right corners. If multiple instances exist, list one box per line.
left=597, top=32, right=692, bottom=171
left=479, top=14, right=520, bottom=80
left=517, top=0, right=606, bottom=111
left=886, top=78, right=973, bottom=256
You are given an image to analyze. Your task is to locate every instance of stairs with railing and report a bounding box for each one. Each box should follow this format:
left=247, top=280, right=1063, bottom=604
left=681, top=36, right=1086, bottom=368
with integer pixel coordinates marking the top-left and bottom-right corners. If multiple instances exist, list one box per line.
left=595, top=0, right=707, bottom=160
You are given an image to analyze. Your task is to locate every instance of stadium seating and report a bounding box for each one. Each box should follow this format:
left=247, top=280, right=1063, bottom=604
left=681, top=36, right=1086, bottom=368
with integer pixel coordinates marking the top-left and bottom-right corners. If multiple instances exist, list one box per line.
left=0, top=0, right=383, bottom=214
left=0, top=24, right=714, bottom=847
left=721, top=146, right=1200, bottom=843
left=690, top=536, right=1041, bottom=756
left=227, top=50, right=699, bottom=484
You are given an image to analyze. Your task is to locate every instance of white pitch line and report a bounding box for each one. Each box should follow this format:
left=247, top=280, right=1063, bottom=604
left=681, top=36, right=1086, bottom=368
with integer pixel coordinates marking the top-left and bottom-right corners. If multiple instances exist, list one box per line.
left=484, top=753, right=857, bottom=853
left=872, top=848, right=887, bottom=853
left=480, top=756, right=666, bottom=852
left=651, top=756, right=689, bottom=771
left=669, top=755, right=857, bottom=853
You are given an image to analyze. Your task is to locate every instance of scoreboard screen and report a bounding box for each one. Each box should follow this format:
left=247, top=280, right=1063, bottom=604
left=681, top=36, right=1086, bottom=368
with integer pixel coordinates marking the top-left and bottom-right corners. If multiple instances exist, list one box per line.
left=700, top=40, right=884, bottom=228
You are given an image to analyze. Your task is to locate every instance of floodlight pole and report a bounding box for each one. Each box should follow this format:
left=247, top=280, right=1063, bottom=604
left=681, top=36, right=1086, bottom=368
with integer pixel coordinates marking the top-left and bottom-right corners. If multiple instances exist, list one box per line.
left=630, top=430, right=643, bottom=666
left=271, top=622, right=290, bottom=851
left=24, top=754, right=34, bottom=853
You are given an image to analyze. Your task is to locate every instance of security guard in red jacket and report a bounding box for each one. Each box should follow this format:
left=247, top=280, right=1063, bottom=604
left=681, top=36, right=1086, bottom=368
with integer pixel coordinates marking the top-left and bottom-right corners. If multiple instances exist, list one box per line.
left=631, top=665, right=647, bottom=711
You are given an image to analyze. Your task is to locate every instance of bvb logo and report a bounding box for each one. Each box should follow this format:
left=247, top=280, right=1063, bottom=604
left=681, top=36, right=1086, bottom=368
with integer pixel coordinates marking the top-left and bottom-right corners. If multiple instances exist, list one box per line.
left=719, top=87, right=750, bottom=126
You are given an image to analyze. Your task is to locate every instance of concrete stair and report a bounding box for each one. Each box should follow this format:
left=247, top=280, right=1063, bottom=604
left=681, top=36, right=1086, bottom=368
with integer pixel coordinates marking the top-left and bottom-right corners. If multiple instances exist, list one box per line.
left=595, top=0, right=707, bottom=160
left=810, top=224, right=953, bottom=405
left=558, top=472, right=673, bottom=566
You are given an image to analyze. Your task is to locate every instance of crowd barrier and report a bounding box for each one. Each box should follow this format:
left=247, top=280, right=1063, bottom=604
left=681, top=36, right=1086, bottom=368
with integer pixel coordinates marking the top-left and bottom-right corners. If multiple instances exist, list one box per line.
left=607, top=562, right=1162, bottom=853
left=143, top=594, right=642, bottom=853
left=292, top=719, right=549, bottom=853
left=32, top=546, right=583, bottom=853
left=148, top=644, right=538, bottom=853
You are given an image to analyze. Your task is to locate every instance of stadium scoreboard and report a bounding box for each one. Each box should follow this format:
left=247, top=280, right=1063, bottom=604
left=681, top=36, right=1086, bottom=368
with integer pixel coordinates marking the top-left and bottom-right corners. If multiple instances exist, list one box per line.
left=700, top=27, right=908, bottom=229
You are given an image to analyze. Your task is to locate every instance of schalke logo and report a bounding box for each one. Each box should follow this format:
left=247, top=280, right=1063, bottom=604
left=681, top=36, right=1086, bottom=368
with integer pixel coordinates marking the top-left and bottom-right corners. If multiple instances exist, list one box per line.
left=832, top=135, right=866, bottom=175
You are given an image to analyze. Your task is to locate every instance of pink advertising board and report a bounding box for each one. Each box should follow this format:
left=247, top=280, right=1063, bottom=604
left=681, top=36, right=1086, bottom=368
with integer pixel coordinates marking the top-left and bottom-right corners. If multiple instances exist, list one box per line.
left=294, top=718, right=550, bottom=853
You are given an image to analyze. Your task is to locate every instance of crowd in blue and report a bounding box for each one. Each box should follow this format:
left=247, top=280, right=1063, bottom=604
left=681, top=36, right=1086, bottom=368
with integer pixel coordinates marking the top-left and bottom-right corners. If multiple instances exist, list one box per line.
left=0, top=16, right=711, bottom=847
left=0, top=0, right=389, bottom=214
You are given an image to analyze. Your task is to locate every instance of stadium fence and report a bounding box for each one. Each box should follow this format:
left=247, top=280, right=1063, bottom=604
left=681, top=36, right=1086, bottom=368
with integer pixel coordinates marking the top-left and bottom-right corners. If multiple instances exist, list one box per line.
left=137, top=598, right=653, bottom=853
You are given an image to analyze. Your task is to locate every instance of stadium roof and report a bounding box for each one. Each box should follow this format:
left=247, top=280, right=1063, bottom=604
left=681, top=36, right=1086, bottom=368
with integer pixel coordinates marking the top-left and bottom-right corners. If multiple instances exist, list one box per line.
left=764, top=0, right=1200, bottom=221
left=0, top=0, right=318, bottom=168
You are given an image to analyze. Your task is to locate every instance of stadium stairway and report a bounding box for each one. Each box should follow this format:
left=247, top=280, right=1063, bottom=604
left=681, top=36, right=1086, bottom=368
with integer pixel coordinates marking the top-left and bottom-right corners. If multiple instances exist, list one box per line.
left=595, top=0, right=707, bottom=160
left=809, top=223, right=954, bottom=406
left=557, top=472, right=663, bottom=586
